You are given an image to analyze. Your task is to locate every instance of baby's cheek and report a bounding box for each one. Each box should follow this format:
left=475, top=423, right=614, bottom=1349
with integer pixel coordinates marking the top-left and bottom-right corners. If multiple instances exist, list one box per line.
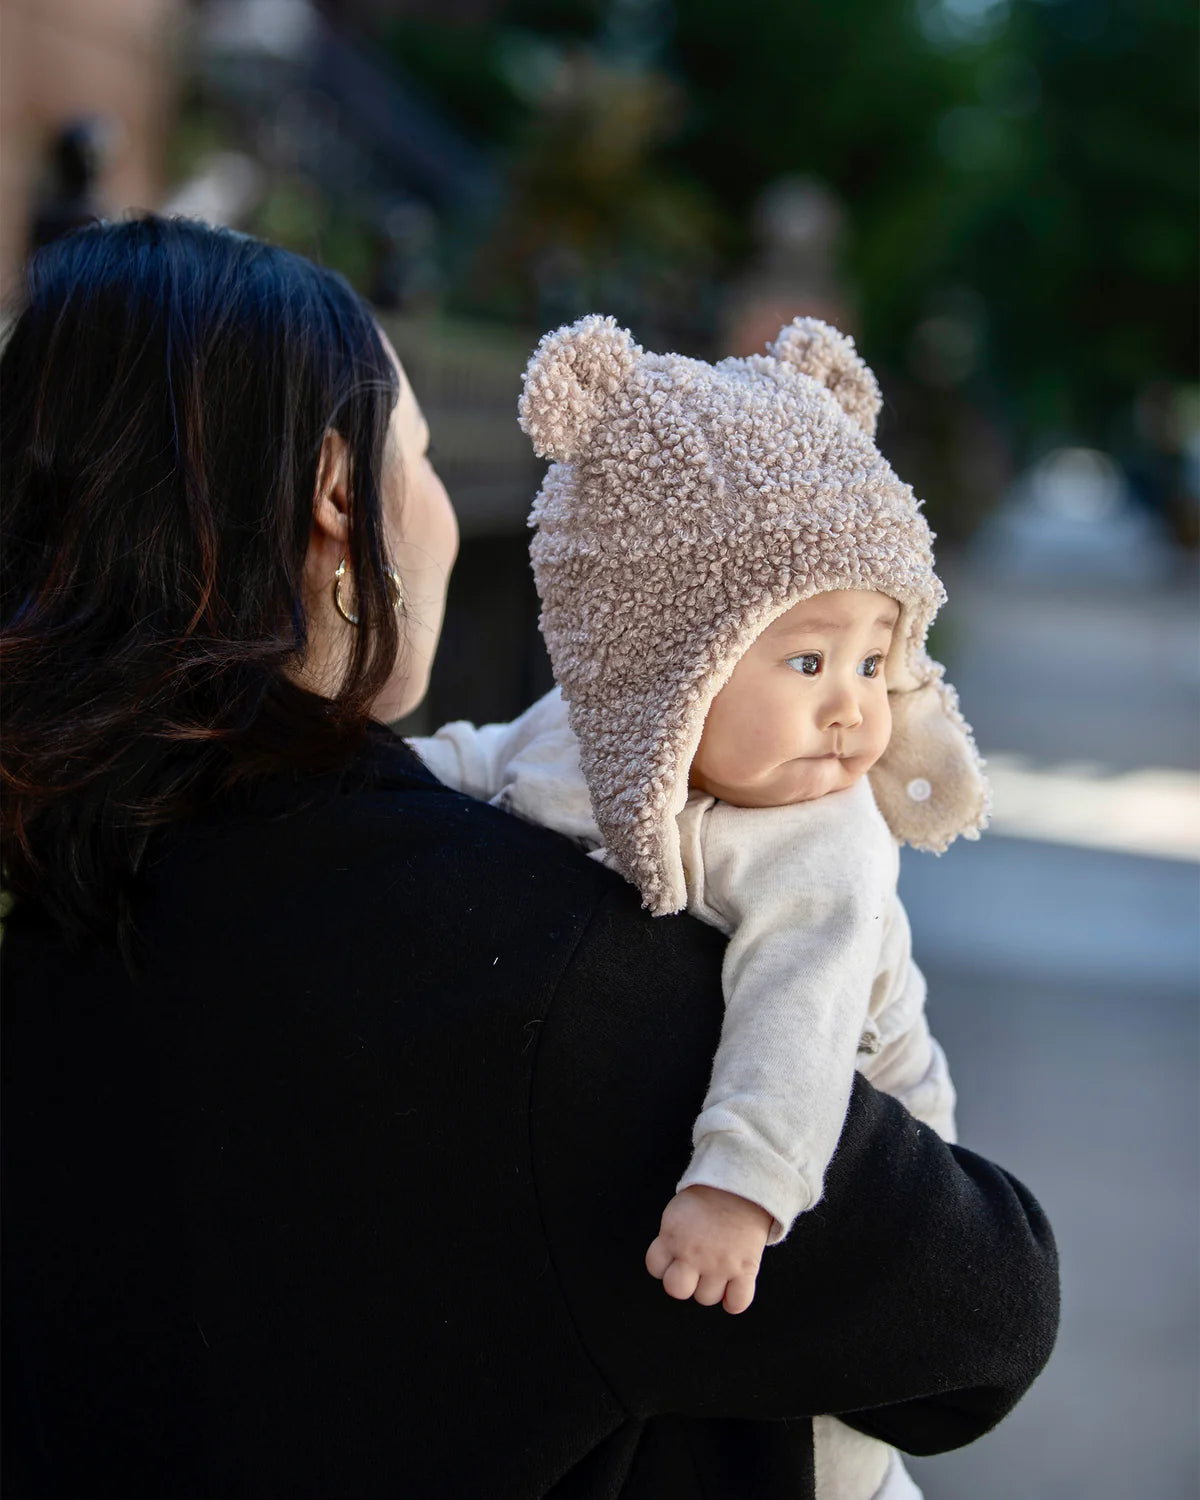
left=863, top=715, right=893, bottom=771
left=745, top=716, right=789, bottom=764
left=877, top=701, right=895, bottom=756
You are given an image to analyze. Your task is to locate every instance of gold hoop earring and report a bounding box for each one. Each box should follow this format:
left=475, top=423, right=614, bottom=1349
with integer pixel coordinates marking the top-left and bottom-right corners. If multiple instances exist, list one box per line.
left=333, top=558, right=359, bottom=626
left=333, top=559, right=404, bottom=627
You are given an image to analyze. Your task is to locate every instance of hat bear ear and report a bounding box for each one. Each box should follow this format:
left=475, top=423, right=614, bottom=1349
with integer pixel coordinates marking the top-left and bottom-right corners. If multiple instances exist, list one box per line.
left=768, top=317, right=882, bottom=437
left=519, top=315, right=642, bottom=463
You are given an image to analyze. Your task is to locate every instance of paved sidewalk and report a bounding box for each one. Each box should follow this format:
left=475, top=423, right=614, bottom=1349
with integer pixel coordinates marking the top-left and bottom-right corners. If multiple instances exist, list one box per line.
left=897, top=560, right=1199, bottom=1499
left=904, top=844, right=1199, bottom=1500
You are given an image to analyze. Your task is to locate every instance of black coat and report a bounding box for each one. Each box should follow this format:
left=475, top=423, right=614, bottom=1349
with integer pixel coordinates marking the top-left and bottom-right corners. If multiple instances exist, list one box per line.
left=2, top=727, right=1058, bottom=1499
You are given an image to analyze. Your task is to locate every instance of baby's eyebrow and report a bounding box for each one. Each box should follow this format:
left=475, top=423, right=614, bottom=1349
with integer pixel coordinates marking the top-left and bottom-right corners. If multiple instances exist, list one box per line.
left=776, top=614, right=899, bottom=637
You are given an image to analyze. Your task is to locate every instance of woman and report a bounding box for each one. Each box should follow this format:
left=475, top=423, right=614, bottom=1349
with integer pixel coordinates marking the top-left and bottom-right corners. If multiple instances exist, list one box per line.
left=1, top=217, right=1057, bottom=1499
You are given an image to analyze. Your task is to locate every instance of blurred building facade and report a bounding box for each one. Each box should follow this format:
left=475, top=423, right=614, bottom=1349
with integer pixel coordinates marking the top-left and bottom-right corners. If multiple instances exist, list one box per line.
left=0, top=0, right=184, bottom=292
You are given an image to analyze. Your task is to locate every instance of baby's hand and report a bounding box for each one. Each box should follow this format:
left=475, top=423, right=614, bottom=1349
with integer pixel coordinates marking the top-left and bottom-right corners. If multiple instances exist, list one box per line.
left=645, top=1185, right=772, bottom=1315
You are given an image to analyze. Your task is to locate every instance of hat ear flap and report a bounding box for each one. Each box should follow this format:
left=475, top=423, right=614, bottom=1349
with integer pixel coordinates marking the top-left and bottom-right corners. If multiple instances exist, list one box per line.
left=519, top=315, right=642, bottom=462
left=768, top=317, right=882, bottom=437
left=869, top=672, right=990, bottom=853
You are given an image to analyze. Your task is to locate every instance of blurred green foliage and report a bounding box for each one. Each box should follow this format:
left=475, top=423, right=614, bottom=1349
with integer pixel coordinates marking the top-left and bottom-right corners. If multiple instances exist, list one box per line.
left=376, top=0, right=1196, bottom=461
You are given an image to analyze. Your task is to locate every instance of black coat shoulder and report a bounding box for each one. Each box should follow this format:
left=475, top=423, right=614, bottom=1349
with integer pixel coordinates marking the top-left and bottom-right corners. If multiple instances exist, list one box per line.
left=2, top=729, right=1058, bottom=1500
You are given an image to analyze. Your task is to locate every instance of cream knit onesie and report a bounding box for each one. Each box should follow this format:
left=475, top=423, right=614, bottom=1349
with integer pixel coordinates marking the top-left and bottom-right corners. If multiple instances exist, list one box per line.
left=411, top=685, right=955, bottom=1500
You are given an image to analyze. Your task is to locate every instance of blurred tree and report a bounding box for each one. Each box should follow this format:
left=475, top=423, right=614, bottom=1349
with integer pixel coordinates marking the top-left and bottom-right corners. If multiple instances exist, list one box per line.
left=666, top=0, right=1196, bottom=452
left=466, top=45, right=719, bottom=347
left=979, top=0, right=1197, bottom=448
left=367, top=0, right=1196, bottom=522
left=377, top=1, right=720, bottom=350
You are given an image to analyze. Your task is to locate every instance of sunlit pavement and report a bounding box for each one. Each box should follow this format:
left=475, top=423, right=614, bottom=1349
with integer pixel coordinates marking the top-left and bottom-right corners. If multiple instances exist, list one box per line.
left=897, top=559, right=1199, bottom=1500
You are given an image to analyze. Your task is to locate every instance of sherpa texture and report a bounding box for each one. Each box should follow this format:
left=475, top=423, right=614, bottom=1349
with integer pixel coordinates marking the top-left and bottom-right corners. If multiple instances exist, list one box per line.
left=519, top=315, right=989, bottom=916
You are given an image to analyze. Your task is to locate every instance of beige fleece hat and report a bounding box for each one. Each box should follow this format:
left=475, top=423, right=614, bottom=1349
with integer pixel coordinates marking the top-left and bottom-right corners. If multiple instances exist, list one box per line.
left=519, top=314, right=989, bottom=915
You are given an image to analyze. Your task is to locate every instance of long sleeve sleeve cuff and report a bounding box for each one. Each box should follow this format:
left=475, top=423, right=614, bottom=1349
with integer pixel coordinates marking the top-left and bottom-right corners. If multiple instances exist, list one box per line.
left=677, top=1130, right=820, bottom=1245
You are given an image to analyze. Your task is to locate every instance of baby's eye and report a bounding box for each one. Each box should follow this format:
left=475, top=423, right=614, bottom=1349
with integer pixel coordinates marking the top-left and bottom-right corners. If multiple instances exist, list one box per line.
left=787, top=653, right=822, bottom=676
left=858, top=655, right=883, bottom=679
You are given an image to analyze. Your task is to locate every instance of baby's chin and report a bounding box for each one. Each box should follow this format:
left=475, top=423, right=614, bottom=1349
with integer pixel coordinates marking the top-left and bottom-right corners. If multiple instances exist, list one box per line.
left=703, top=756, right=875, bottom=809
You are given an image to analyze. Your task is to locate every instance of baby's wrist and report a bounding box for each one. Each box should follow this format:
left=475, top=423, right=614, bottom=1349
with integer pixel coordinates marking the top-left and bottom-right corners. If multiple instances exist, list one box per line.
left=682, top=1183, right=770, bottom=1220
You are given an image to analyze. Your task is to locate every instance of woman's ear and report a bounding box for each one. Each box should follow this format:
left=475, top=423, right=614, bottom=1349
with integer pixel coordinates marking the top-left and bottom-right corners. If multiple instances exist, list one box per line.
left=313, top=430, right=352, bottom=544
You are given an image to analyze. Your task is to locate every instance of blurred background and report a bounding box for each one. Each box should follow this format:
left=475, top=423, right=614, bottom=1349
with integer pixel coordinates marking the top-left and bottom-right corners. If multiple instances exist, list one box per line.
left=1, top=0, right=1196, bottom=1492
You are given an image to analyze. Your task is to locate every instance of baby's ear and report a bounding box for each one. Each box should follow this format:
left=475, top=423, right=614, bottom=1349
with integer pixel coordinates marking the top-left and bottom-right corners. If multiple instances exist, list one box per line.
left=519, top=315, right=642, bottom=462
left=768, top=318, right=882, bottom=437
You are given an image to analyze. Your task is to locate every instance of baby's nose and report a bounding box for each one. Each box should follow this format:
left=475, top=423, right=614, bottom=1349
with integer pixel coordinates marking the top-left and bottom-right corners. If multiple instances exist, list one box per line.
left=820, top=685, right=864, bottom=731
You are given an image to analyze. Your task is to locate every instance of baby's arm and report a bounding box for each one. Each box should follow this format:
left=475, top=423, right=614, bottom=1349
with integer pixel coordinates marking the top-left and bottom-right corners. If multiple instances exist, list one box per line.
left=858, top=898, right=959, bottom=1142
left=865, top=1006, right=958, bottom=1143
left=652, top=783, right=896, bottom=1310
left=407, top=687, right=570, bottom=803
left=407, top=718, right=517, bottom=801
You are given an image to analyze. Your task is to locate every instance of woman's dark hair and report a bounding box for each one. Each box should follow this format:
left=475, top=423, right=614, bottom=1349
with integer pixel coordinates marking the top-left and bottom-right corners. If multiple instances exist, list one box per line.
left=1, top=215, right=403, bottom=955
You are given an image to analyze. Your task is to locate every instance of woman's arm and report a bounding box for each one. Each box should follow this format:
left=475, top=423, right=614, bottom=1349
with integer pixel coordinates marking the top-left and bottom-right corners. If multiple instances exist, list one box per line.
left=532, top=884, right=1058, bottom=1457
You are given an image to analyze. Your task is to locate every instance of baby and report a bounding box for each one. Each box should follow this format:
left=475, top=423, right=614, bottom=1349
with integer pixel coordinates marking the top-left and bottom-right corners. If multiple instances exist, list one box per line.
left=411, top=316, right=989, bottom=1500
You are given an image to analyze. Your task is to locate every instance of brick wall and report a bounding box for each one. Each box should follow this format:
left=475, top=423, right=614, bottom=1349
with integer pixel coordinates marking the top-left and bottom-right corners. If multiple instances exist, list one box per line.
left=0, top=0, right=182, bottom=293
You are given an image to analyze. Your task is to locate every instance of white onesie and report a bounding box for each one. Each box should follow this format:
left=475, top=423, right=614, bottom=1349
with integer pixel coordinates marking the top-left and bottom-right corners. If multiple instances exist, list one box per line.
left=409, top=686, right=956, bottom=1500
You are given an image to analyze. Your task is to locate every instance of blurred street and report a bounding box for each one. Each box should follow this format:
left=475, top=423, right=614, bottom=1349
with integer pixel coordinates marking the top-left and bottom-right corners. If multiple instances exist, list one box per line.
left=900, top=559, right=1199, bottom=1500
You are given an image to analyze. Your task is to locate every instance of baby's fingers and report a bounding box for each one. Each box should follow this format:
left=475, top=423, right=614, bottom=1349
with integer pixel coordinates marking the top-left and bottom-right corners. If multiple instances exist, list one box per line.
left=645, top=1235, right=673, bottom=1281
left=693, top=1274, right=727, bottom=1307
left=722, top=1273, right=757, bottom=1315
left=661, top=1259, right=700, bottom=1301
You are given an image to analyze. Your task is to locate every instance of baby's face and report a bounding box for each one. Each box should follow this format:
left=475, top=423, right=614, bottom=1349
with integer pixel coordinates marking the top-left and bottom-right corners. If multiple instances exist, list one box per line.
left=689, top=590, right=899, bottom=808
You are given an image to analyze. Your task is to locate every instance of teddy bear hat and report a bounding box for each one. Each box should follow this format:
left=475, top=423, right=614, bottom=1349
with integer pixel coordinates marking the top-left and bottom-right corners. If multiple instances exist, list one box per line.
left=519, top=314, right=988, bottom=915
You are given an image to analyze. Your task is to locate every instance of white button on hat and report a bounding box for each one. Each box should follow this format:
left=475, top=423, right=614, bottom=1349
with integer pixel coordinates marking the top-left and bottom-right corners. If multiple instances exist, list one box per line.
left=906, top=777, right=932, bottom=802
